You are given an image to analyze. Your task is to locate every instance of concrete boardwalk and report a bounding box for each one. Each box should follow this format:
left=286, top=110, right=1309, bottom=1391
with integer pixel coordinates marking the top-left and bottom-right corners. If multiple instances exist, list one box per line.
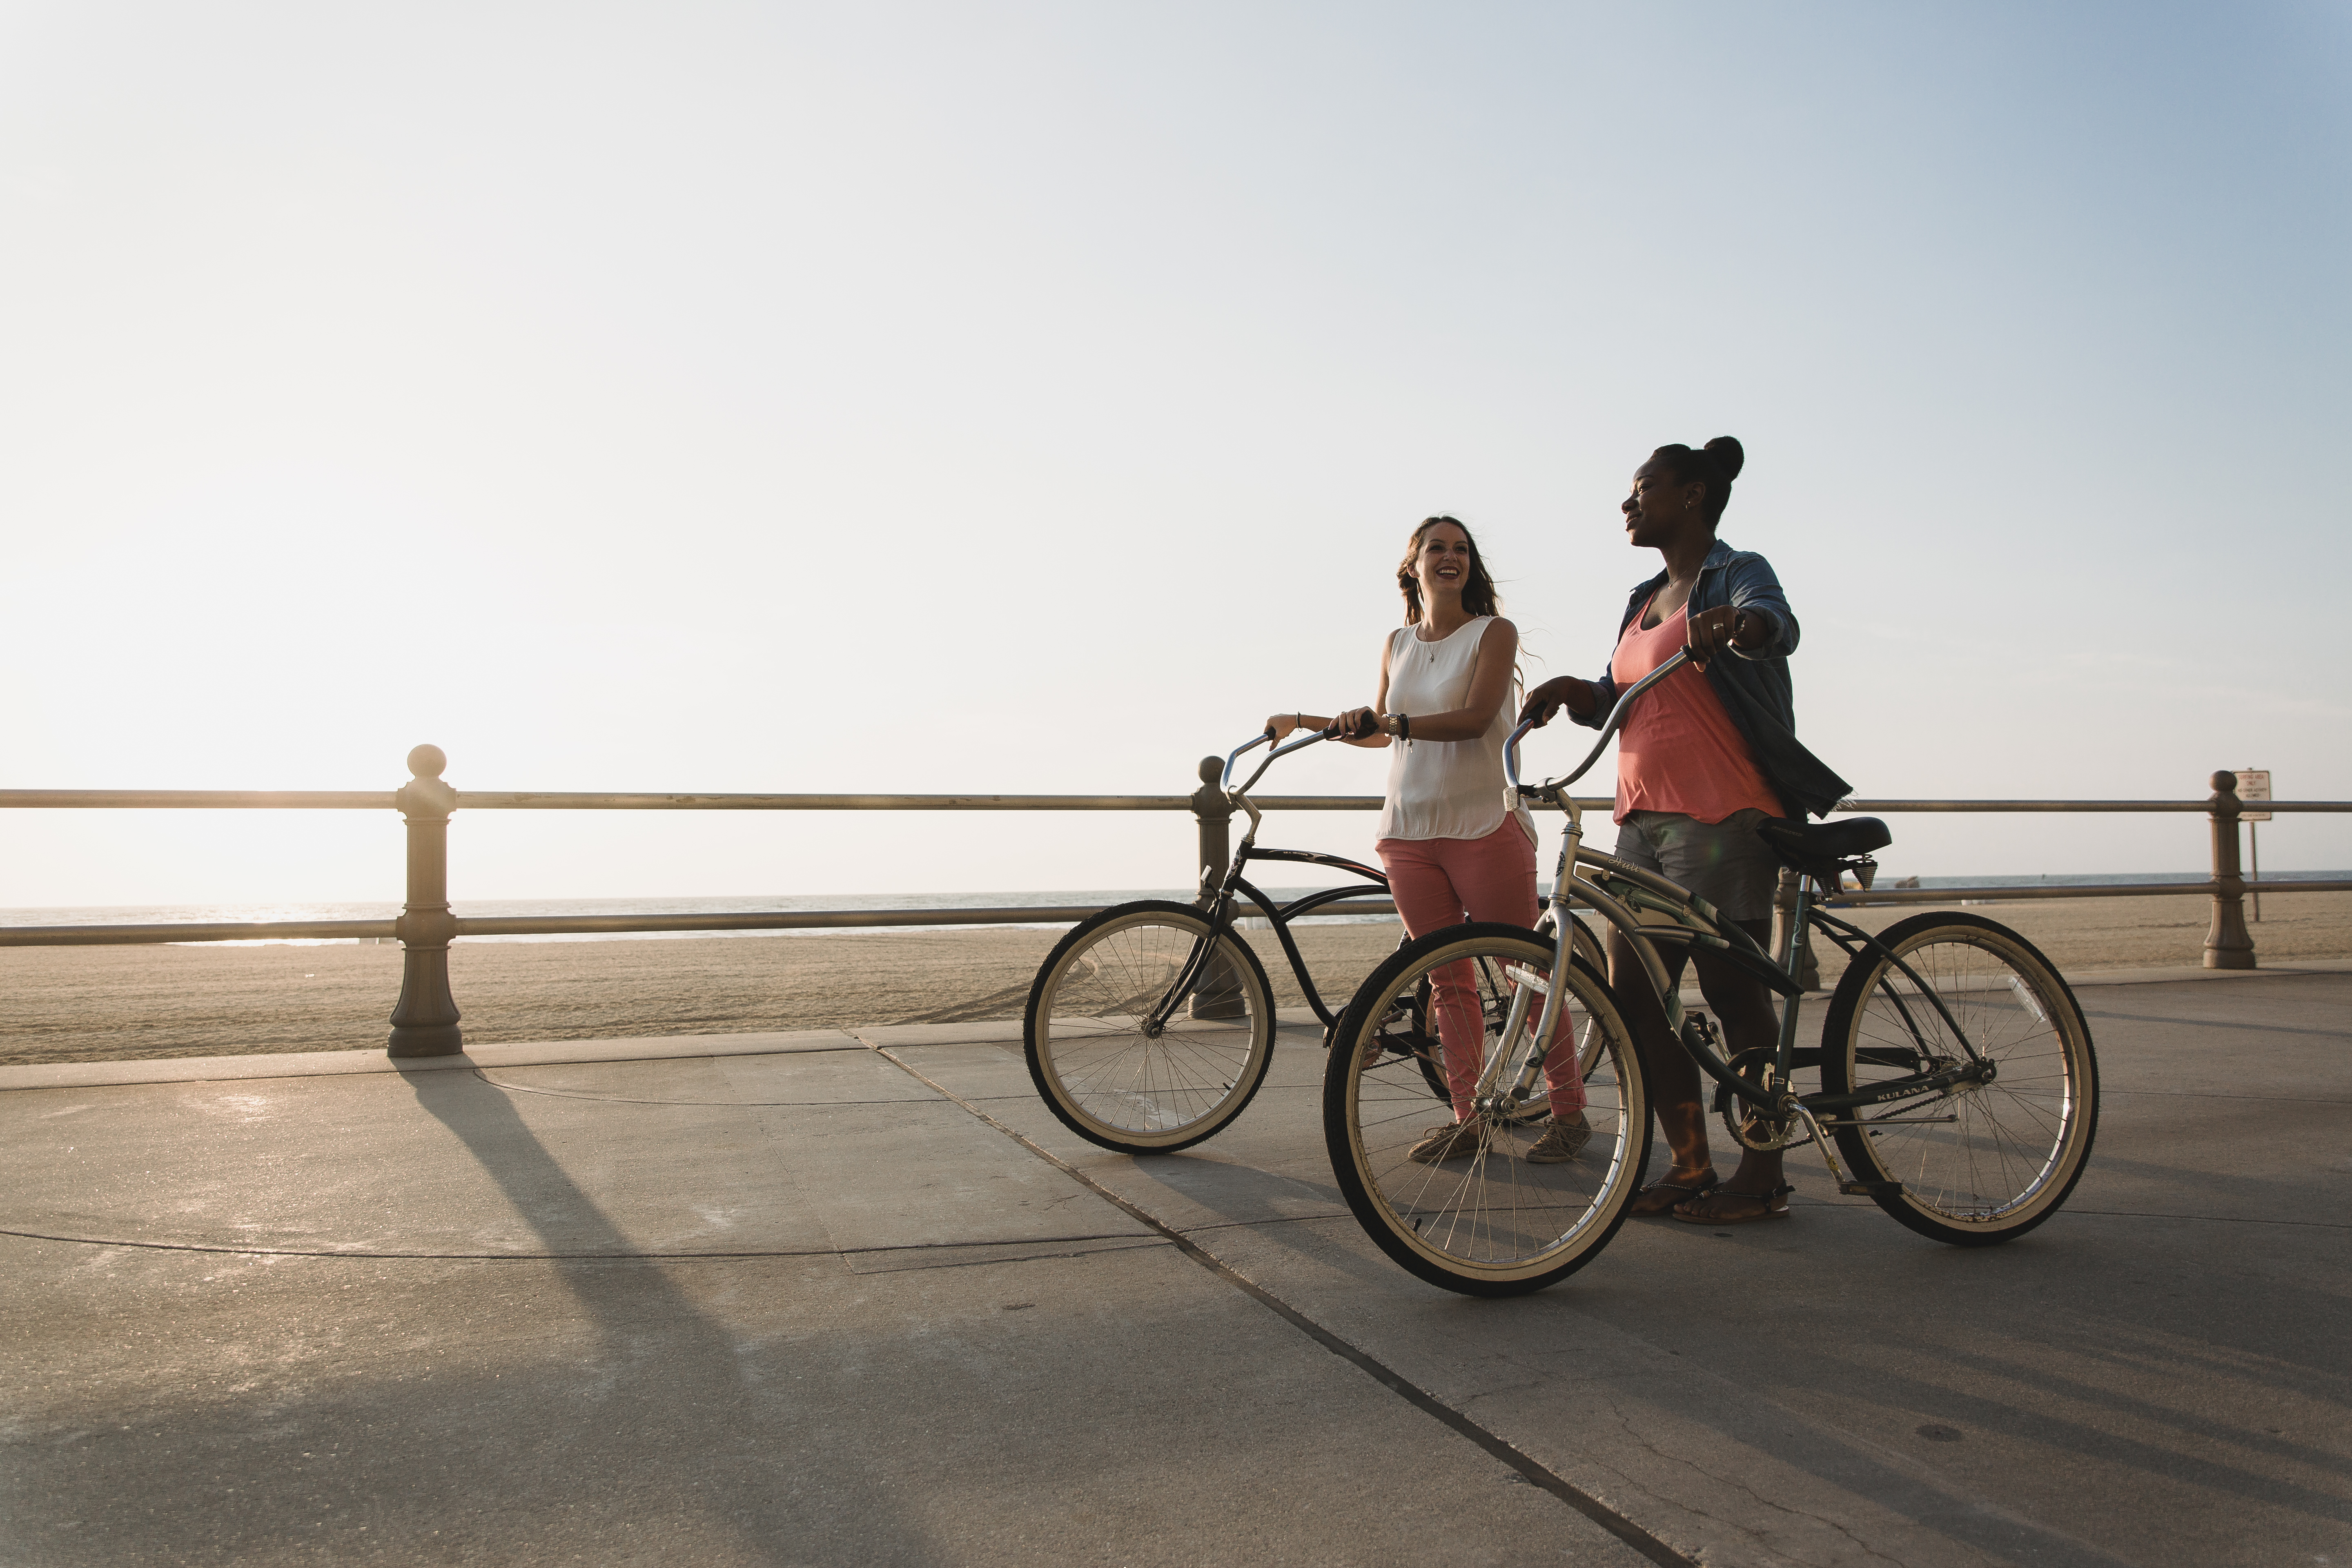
left=3, top=969, right=2348, bottom=1567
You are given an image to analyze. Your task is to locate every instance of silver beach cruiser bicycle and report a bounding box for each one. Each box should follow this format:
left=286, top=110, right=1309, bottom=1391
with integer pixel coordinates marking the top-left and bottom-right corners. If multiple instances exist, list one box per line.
left=1023, top=723, right=1606, bottom=1155
left=1322, top=647, right=2101, bottom=1296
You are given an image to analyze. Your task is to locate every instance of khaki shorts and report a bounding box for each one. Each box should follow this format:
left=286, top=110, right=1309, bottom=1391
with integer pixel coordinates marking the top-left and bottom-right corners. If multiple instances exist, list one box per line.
left=1611, top=808, right=1781, bottom=924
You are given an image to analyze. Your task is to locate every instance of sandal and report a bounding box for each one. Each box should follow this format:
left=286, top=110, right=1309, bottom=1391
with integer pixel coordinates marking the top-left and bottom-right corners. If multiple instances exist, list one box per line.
left=1672, top=1183, right=1794, bottom=1225
left=1629, top=1169, right=1718, bottom=1217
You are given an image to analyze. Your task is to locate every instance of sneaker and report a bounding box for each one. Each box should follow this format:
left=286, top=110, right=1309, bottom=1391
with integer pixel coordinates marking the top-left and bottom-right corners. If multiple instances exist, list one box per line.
left=1406, top=1120, right=1485, bottom=1164
left=1523, top=1113, right=1592, bottom=1163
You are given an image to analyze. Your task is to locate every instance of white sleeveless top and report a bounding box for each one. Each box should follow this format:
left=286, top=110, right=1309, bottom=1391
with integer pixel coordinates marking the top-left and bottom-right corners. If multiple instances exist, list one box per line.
left=1374, top=617, right=1538, bottom=845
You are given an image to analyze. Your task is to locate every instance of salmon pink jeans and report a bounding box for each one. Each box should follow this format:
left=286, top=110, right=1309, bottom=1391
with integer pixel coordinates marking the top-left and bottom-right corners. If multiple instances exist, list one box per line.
left=1376, top=820, right=1585, bottom=1121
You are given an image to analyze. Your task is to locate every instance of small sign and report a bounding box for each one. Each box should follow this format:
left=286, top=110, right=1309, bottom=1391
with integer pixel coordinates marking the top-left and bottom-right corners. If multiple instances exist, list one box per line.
left=2236, top=769, right=2272, bottom=823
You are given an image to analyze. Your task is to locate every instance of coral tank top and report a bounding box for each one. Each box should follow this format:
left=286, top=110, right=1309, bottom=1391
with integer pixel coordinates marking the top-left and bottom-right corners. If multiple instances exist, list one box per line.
left=1609, top=599, right=1783, bottom=824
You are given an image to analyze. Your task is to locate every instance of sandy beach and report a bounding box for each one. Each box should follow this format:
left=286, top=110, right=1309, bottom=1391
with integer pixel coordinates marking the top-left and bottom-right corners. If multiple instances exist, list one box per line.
left=3, top=891, right=2347, bottom=1067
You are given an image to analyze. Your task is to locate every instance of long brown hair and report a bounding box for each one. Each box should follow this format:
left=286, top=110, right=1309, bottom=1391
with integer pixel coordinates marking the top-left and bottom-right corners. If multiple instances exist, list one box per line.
left=1396, top=515, right=1502, bottom=626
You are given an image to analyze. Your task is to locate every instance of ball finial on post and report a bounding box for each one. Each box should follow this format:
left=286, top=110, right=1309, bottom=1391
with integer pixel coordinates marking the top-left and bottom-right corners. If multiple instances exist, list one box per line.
left=1198, top=755, right=1222, bottom=787
left=408, top=744, right=448, bottom=780
left=2210, top=770, right=2238, bottom=796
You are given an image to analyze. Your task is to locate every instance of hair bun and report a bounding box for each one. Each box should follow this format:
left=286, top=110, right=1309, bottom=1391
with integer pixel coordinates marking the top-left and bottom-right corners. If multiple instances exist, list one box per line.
left=1703, top=436, right=1745, bottom=483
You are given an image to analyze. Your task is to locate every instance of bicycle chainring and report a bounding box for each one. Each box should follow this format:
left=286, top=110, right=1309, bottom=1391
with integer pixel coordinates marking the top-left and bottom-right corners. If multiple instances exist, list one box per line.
left=1713, top=1047, right=1816, bottom=1152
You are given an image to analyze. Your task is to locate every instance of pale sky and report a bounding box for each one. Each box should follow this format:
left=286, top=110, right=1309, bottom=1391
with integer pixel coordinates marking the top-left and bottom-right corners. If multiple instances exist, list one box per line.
left=5, top=1, right=2348, bottom=907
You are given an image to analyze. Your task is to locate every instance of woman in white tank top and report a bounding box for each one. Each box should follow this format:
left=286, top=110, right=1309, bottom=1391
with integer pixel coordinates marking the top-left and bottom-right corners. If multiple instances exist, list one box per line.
left=1267, top=517, right=1586, bottom=1166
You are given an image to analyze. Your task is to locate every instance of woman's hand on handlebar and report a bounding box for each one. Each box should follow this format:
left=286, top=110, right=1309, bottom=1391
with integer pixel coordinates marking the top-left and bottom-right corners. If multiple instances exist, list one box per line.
left=1684, top=604, right=1748, bottom=668
left=1330, top=706, right=1383, bottom=742
left=1518, top=677, right=1596, bottom=728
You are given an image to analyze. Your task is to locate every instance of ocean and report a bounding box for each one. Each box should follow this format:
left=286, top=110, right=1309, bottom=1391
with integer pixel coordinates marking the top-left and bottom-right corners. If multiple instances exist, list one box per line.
left=3, top=871, right=2344, bottom=947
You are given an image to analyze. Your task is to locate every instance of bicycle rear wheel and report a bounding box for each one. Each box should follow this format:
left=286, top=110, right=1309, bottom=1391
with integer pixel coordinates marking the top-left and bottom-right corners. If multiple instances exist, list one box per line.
left=1323, top=923, right=1648, bottom=1296
left=1820, top=912, right=2098, bottom=1245
left=1025, top=901, right=1276, bottom=1154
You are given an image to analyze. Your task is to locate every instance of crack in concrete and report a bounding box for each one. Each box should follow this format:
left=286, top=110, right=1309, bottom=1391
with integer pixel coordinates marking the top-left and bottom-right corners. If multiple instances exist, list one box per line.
left=0, top=1226, right=1157, bottom=1264
left=473, top=1072, right=938, bottom=1108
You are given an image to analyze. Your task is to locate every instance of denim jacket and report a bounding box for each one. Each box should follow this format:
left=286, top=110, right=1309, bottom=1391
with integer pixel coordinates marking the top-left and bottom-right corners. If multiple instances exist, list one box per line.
left=1570, top=539, right=1851, bottom=820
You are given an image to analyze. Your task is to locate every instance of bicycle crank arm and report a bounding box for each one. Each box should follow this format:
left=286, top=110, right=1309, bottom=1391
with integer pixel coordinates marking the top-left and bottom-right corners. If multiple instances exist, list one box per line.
left=1792, top=1106, right=1909, bottom=1198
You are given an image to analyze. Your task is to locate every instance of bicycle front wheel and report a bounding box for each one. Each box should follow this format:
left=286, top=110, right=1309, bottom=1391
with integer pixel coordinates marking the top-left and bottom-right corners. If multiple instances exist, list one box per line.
left=1025, top=901, right=1276, bottom=1154
left=1820, top=913, right=2098, bottom=1245
left=1323, top=923, right=1649, bottom=1296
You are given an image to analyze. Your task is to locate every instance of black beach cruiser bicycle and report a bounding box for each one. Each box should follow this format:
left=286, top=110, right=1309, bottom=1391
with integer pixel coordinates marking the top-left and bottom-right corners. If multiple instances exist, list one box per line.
left=1322, top=647, right=2102, bottom=1295
left=1023, top=724, right=1605, bottom=1154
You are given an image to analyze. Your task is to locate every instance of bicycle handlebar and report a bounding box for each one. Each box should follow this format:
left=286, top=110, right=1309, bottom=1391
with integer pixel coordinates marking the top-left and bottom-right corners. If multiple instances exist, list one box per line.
left=1506, top=646, right=1695, bottom=797
left=1220, top=718, right=1358, bottom=798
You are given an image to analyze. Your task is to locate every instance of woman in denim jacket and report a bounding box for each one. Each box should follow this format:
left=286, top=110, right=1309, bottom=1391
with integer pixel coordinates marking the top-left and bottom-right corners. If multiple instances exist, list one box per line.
left=1522, top=437, right=1849, bottom=1224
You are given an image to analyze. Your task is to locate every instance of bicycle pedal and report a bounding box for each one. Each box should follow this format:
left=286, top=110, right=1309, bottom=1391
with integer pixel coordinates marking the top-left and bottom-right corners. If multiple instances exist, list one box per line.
left=1839, top=1180, right=1906, bottom=1198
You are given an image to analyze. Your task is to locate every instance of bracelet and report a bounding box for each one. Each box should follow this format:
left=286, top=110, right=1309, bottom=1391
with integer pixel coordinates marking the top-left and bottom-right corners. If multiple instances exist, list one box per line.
left=1392, top=713, right=1411, bottom=742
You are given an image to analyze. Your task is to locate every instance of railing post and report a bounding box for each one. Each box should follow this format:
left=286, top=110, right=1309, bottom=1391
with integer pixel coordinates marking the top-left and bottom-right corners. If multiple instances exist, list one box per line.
left=388, top=744, right=465, bottom=1056
left=2203, top=769, right=2255, bottom=970
left=1188, top=755, right=1244, bottom=1018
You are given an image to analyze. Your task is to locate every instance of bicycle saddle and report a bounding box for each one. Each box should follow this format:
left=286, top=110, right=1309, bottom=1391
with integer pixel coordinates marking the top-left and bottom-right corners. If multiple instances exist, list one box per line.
left=1753, top=815, right=1891, bottom=875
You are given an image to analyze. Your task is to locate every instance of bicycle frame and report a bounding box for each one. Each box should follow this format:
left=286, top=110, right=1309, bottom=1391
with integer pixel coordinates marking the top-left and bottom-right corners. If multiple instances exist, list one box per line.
left=1225, top=846, right=1393, bottom=1028
left=1124, top=728, right=1395, bottom=1035
left=1489, top=650, right=2001, bottom=1157
left=1204, top=724, right=1597, bottom=1036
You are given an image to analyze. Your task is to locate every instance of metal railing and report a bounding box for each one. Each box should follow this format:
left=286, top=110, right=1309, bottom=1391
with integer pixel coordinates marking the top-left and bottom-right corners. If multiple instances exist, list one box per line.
left=3, top=750, right=2347, bottom=1057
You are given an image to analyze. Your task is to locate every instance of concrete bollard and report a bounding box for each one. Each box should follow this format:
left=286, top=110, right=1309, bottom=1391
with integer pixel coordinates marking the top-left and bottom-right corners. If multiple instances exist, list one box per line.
left=387, top=744, right=465, bottom=1056
left=2203, top=770, right=2256, bottom=970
